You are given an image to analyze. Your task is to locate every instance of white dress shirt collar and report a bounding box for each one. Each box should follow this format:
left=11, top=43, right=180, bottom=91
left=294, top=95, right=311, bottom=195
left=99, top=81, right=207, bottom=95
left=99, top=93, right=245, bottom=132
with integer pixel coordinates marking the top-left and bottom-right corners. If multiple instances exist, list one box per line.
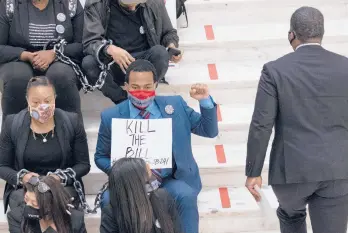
left=295, top=43, right=321, bottom=51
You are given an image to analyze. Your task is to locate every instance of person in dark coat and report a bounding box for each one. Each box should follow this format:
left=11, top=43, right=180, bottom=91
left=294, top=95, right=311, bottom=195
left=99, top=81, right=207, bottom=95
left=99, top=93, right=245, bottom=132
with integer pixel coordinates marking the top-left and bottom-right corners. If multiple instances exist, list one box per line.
left=0, top=76, right=90, bottom=213
left=245, top=6, right=348, bottom=233
left=100, top=158, right=182, bottom=233
left=7, top=176, right=87, bottom=233
left=82, top=0, right=182, bottom=105
left=0, top=0, right=84, bottom=118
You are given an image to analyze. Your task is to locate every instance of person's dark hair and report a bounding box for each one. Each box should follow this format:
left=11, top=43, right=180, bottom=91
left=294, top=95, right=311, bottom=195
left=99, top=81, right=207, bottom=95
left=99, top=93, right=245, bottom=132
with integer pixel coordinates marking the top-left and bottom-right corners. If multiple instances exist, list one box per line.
left=21, top=176, right=72, bottom=233
left=26, top=76, right=56, bottom=97
left=290, top=6, right=324, bottom=42
left=125, top=59, right=158, bottom=83
left=109, top=158, right=175, bottom=233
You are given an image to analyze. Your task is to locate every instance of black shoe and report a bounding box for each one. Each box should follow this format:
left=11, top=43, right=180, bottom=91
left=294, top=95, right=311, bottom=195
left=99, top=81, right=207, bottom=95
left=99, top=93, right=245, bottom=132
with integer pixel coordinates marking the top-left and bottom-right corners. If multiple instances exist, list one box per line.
left=100, top=85, right=128, bottom=105
left=158, top=77, right=169, bottom=85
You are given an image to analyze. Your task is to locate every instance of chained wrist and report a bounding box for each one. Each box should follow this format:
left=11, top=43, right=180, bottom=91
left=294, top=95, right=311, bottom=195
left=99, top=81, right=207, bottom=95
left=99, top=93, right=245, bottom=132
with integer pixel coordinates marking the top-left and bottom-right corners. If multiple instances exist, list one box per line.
left=48, top=169, right=68, bottom=187
left=17, top=169, right=29, bottom=186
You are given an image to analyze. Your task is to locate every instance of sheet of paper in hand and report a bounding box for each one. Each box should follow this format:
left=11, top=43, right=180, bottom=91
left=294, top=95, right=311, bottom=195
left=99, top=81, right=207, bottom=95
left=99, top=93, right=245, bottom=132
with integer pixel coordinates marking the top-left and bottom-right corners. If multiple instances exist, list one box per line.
left=111, top=118, right=173, bottom=169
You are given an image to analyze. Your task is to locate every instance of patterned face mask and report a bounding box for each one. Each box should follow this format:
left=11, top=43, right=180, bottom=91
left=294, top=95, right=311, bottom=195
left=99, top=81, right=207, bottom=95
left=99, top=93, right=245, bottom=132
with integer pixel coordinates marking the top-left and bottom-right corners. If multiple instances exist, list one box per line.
left=128, top=90, right=155, bottom=109
left=29, top=104, right=55, bottom=123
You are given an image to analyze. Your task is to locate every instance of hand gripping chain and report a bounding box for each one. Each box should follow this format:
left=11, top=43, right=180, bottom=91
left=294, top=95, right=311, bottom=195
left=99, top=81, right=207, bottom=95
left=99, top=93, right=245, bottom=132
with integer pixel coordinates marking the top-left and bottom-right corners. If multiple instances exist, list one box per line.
left=16, top=168, right=108, bottom=213
left=44, top=38, right=93, bottom=93
left=49, top=168, right=102, bottom=214
left=44, top=38, right=114, bottom=93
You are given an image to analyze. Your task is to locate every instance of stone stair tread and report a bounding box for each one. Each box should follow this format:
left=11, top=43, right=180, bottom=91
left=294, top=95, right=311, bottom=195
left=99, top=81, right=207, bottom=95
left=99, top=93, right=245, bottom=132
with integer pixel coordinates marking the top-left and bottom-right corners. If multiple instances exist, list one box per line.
left=184, top=0, right=347, bottom=27
left=87, top=143, right=271, bottom=174
left=179, top=19, right=348, bottom=47
left=83, top=186, right=272, bottom=216
left=83, top=103, right=255, bottom=134
left=82, top=142, right=272, bottom=194
left=181, top=42, right=348, bottom=64
left=0, top=186, right=280, bottom=232
left=186, top=0, right=344, bottom=5
left=165, top=61, right=264, bottom=85
left=163, top=43, right=348, bottom=87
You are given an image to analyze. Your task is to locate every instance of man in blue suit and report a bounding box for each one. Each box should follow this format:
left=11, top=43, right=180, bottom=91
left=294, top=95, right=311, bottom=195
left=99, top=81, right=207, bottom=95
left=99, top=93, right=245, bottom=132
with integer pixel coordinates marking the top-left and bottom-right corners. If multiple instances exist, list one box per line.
left=95, top=59, right=218, bottom=233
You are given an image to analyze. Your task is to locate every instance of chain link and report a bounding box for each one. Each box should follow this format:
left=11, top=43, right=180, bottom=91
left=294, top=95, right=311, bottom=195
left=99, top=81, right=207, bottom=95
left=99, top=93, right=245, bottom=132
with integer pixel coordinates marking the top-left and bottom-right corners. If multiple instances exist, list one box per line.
left=44, top=38, right=114, bottom=93
left=48, top=168, right=107, bottom=214
left=95, top=39, right=114, bottom=90
left=93, top=182, right=109, bottom=212
left=63, top=168, right=97, bottom=214
left=47, top=169, right=68, bottom=187
left=16, top=169, right=29, bottom=187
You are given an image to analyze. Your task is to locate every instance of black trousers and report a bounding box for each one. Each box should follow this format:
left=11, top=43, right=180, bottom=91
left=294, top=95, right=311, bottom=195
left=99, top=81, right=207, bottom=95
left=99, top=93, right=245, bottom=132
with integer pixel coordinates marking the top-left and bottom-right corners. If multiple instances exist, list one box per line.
left=0, top=61, right=81, bottom=119
left=82, top=45, right=169, bottom=104
left=272, top=180, right=348, bottom=233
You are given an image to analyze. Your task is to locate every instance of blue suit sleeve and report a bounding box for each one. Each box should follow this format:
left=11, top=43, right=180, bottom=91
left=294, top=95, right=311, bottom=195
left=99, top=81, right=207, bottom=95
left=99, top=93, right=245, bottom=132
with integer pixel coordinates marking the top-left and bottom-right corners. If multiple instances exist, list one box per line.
left=179, top=96, right=219, bottom=138
left=199, top=96, right=214, bottom=109
left=94, top=112, right=112, bottom=174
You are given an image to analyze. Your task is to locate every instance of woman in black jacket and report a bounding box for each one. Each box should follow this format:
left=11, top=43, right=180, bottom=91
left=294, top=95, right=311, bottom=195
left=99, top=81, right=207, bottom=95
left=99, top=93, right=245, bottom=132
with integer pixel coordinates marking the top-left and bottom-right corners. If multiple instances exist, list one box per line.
left=0, top=76, right=90, bottom=213
left=100, top=158, right=182, bottom=233
left=7, top=175, right=87, bottom=233
left=0, top=0, right=84, bottom=118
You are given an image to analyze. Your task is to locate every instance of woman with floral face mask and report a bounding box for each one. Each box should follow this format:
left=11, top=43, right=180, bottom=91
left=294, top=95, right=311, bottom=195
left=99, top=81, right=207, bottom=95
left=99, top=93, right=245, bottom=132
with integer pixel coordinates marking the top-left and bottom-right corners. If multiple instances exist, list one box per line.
left=7, top=176, right=87, bottom=233
left=0, top=76, right=90, bottom=218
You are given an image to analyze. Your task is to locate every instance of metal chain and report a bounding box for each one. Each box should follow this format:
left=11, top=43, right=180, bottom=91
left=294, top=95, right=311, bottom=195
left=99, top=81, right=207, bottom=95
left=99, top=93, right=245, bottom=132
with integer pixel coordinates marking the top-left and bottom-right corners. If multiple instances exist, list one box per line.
left=44, top=38, right=114, bottom=93
left=95, top=39, right=114, bottom=90
left=47, top=39, right=93, bottom=93
left=47, top=169, right=68, bottom=187
left=48, top=168, right=100, bottom=213
left=16, top=169, right=29, bottom=187
left=93, top=182, right=109, bottom=212
left=63, top=168, right=97, bottom=214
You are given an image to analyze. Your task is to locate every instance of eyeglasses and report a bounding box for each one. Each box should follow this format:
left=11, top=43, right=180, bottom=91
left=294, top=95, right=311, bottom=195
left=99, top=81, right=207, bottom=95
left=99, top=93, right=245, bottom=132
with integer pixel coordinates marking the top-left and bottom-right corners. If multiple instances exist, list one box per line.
left=28, top=177, right=51, bottom=193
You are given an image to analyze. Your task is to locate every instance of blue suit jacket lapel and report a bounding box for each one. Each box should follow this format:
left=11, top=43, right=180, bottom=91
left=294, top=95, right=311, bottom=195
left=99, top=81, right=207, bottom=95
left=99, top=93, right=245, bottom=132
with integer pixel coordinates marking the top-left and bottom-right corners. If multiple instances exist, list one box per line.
left=155, top=96, right=179, bottom=152
left=118, top=100, right=131, bottom=118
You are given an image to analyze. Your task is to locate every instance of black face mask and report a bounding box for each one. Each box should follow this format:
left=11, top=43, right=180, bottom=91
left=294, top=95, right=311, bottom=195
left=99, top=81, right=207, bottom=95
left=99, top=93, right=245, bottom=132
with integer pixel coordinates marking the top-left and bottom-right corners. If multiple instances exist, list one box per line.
left=23, top=205, right=42, bottom=220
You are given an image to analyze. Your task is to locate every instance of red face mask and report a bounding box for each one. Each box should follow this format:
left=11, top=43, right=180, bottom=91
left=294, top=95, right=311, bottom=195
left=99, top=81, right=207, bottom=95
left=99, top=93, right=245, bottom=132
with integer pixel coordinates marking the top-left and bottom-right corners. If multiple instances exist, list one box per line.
left=128, top=90, right=156, bottom=100
left=128, top=90, right=156, bottom=109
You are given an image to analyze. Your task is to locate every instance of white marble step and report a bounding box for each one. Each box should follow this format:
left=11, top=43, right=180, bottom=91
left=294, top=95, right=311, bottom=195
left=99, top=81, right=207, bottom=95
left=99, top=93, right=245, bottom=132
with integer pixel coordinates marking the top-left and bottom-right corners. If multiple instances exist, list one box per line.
left=79, top=42, right=348, bottom=107
left=80, top=102, right=264, bottom=194
left=246, top=230, right=348, bottom=233
left=83, top=103, right=257, bottom=147
left=183, top=0, right=348, bottom=27
left=163, top=42, right=348, bottom=92
left=83, top=143, right=272, bottom=194
left=174, top=41, right=348, bottom=65
left=165, top=61, right=264, bottom=87
left=0, top=186, right=281, bottom=233
left=83, top=103, right=254, bottom=133
left=179, top=19, right=348, bottom=48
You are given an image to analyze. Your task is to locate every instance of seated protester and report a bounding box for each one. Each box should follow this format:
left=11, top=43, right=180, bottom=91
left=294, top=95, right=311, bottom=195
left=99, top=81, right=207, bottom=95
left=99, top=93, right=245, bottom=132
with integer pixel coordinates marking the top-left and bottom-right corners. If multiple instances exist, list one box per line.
left=101, top=158, right=181, bottom=233
left=0, top=0, right=84, bottom=119
left=0, top=76, right=90, bottom=213
left=82, top=0, right=182, bottom=105
left=7, top=176, right=87, bottom=233
left=95, top=60, right=218, bottom=233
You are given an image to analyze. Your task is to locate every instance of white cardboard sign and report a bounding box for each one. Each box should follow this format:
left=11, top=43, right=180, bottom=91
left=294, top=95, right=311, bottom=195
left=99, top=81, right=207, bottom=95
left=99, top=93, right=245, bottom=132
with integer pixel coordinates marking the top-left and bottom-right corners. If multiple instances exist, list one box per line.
left=111, top=118, right=172, bottom=169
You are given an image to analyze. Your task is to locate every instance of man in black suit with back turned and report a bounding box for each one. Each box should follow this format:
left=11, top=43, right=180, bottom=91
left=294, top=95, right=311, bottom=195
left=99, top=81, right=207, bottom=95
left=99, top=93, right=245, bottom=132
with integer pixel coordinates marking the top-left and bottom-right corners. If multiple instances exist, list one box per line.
left=245, top=6, right=348, bottom=233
